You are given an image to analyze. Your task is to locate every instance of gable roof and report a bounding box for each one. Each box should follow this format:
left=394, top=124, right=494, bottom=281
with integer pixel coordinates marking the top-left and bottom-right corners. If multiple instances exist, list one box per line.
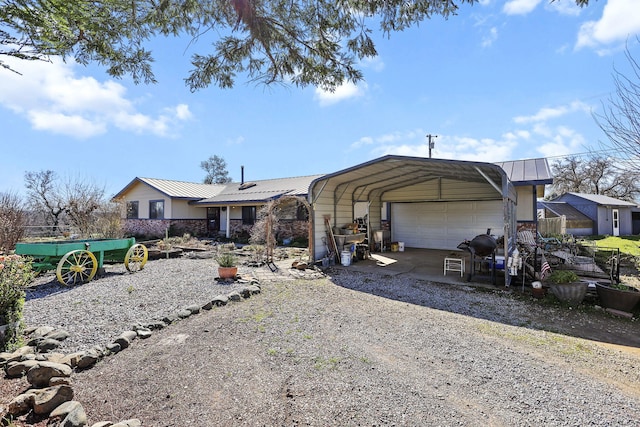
left=494, top=158, right=553, bottom=186
left=113, top=177, right=226, bottom=200
left=560, top=192, right=637, bottom=207
left=193, top=174, right=325, bottom=205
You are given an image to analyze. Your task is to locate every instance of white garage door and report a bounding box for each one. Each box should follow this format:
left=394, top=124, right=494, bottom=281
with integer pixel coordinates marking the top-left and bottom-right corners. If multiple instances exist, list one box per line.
left=391, top=201, right=503, bottom=250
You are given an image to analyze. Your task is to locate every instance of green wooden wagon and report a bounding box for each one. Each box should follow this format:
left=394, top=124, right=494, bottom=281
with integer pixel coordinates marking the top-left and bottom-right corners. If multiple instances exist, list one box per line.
left=15, top=238, right=148, bottom=286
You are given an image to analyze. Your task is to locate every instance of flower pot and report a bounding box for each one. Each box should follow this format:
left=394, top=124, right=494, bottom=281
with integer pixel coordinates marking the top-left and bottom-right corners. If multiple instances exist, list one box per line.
left=595, top=283, right=640, bottom=312
left=218, top=266, right=237, bottom=280
left=532, top=287, right=547, bottom=299
left=549, top=282, right=588, bottom=306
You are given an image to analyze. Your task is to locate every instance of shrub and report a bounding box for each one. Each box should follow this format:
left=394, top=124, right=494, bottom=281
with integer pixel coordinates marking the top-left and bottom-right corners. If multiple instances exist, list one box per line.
left=216, top=250, right=237, bottom=267
left=548, top=270, right=579, bottom=285
left=0, top=255, right=34, bottom=351
left=0, top=191, right=26, bottom=252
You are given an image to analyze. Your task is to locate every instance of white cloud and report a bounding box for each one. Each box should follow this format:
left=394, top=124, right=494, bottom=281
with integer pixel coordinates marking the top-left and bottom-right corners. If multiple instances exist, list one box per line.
left=513, top=101, right=591, bottom=124
left=314, top=81, right=368, bottom=106
left=545, top=0, right=581, bottom=16
left=503, top=0, right=542, bottom=16
left=226, top=136, right=245, bottom=145
left=0, top=57, right=191, bottom=139
left=576, top=0, right=640, bottom=50
left=362, top=56, right=385, bottom=72
left=351, top=99, right=593, bottom=163
left=482, top=27, right=499, bottom=48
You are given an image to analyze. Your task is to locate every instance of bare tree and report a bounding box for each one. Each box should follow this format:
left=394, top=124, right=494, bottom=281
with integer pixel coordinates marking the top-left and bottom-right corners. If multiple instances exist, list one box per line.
left=596, top=41, right=640, bottom=169
left=0, top=191, right=26, bottom=252
left=24, top=170, right=66, bottom=233
left=24, top=170, right=112, bottom=237
left=549, top=155, right=640, bottom=201
left=63, top=177, right=106, bottom=237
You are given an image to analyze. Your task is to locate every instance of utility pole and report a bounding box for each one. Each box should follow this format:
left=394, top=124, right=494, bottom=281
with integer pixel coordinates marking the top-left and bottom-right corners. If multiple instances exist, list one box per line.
left=426, top=134, right=438, bottom=158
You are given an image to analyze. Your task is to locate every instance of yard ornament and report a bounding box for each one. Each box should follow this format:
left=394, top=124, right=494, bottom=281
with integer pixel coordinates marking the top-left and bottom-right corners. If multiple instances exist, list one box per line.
left=507, top=248, right=522, bottom=277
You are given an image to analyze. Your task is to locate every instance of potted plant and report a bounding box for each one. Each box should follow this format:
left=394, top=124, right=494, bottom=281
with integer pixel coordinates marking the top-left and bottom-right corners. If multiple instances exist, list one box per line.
left=547, top=270, right=588, bottom=306
left=216, top=251, right=238, bottom=280
left=595, top=282, right=640, bottom=312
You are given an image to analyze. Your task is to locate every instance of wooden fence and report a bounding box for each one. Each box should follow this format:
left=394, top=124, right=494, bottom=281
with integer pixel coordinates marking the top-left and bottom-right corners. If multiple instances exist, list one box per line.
left=538, top=216, right=566, bottom=236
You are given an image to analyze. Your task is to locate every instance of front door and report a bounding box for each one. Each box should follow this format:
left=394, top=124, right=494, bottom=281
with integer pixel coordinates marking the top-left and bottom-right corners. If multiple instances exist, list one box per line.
left=207, top=207, right=220, bottom=236
left=612, top=209, right=620, bottom=236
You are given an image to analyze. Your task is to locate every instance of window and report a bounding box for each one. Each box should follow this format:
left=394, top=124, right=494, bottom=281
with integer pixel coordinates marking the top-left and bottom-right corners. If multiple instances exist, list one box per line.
left=126, top=201, right=139, bottom=219
left=149, top=200, right=164, bottom=219
left=242, top=206, right=256, bottom=225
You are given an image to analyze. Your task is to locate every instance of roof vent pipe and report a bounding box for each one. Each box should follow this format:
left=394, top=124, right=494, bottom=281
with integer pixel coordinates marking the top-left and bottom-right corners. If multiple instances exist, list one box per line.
left=241, top=165, right=244, bottom=185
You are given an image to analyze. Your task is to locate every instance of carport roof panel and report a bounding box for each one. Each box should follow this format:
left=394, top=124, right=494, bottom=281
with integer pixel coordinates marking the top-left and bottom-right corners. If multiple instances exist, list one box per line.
left=311, top=155, right=510, bottom=198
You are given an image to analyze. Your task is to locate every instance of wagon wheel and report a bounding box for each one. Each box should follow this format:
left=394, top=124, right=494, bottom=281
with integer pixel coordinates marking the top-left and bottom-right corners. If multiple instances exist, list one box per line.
left=56, top=250, right=98, bottom=286
left=125, top=244, right=148, bottom=272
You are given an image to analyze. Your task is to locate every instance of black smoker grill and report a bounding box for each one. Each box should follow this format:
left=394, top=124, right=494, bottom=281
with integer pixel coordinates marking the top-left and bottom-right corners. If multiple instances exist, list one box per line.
left=457, top=229, right=498, bottom=284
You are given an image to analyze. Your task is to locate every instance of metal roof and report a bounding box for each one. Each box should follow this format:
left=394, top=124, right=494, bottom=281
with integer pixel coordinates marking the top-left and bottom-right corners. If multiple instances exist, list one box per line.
left=113, top=177, right=226, bottom=200
left=193, top=174, right=325, bottom=205
left=538, top=201, right=592, bottom=221
left=494, top=158, right=553, bottom=186
left=562, top=192, right=638, bottom=207
left=310, top=155, right=516, bottom=203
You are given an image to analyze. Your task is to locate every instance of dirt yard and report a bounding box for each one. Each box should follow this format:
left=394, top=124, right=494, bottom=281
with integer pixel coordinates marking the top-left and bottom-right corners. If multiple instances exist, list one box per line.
left=2, top=256, right=640, bottom=426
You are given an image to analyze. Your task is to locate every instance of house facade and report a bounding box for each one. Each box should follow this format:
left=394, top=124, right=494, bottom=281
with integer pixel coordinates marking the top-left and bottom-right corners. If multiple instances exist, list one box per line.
left=112, top=156, right=553, bottom=268
left=112, top=175, right=323, bottom=240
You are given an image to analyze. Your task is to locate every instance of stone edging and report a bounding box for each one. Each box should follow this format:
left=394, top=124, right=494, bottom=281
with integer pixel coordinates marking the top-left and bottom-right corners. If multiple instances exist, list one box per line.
left=0, top=278, right=262, bottom=427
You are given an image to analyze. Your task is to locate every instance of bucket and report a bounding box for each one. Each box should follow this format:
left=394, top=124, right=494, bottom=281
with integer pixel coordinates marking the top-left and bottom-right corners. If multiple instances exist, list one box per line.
left=341, top=250, right=351, bottom=266
left=398, top=242, right=405, bottom=252
left=390, top=242, right=399, bottom=252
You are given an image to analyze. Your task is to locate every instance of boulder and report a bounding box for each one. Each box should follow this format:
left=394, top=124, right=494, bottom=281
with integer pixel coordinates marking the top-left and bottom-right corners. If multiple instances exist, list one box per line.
left=37, top=338, right=63, bottom=352
left=227, top=291, right=242, bottom=302
left=27, top=361, right=73, bottom=387
left=45, top=329, right=71, bottom=342
left=211, top=295, right=229, bottom=306
left=176, top=309, right=192, bottom=319
left=7, top=392, right=36, bottom=415
left=111, top=419, right=142, bottom=427
left=32, top=385, right=74, bottom=415
left=113, top=331, right=137, bottom=350
left=185, top=304, right=201, bottom=315
left=50, top=400, right=87, bottom=427
left=5, top=359, right=40, bottom=377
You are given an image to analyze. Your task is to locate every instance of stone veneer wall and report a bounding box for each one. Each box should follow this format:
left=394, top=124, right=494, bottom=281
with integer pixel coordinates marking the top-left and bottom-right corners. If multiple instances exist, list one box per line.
left=124, top=219, right=308, bottom=240
left=123, top=219, right=208, bottom=238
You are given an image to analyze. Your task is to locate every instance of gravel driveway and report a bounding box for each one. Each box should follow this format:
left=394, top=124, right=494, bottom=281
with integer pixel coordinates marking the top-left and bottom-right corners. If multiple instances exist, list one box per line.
left=19, top=255, right=640, bottom=426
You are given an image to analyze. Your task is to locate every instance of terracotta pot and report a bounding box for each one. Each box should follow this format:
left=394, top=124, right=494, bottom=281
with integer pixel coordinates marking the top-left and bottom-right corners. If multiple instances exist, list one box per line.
left=531, top=287, right=546, bottom=299
left=218, top=266, right=237, bottom=280
left=596, top=283, right=640, bottom=312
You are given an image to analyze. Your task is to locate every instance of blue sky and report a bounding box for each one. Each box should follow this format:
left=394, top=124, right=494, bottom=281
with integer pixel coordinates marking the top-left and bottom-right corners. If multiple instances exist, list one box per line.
left=2, top=0, right=640, bottom=198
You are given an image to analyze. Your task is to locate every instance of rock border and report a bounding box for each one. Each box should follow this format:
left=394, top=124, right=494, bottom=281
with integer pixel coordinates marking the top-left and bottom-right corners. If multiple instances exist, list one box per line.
left=1, top=278, right=262, bottom=427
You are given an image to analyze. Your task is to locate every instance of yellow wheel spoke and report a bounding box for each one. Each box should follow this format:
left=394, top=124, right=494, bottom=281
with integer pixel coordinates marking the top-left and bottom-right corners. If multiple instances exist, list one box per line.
left=56, top=250, right=98, bottom=286
left=125, top=244, right=148, bottom=272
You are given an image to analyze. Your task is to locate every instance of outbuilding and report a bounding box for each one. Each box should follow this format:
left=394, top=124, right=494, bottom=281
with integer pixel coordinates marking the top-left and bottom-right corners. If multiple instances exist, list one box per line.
left=308, top=155, right=552, bottom=285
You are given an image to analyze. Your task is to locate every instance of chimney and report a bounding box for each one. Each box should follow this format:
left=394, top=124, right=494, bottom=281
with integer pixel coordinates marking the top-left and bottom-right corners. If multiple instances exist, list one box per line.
left=241, top=165, right=244, bottom=185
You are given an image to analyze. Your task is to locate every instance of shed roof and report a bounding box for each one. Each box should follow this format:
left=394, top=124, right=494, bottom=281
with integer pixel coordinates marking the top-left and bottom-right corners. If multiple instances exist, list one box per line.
left=560, top=192, right=638, bottom=207
left=113, top=177, right=225, bottom=200
left=537, top=201, right=592, bottom=221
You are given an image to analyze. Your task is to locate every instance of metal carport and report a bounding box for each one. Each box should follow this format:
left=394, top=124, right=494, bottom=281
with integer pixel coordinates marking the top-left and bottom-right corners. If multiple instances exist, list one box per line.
left=308, top=155, right=518, bottom=285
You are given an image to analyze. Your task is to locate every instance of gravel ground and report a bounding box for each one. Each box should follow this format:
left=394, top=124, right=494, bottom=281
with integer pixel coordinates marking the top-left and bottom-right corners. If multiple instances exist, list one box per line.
left=22, top=254, right=253, bottom=354
left=15, top=255, right=640, bottom=426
